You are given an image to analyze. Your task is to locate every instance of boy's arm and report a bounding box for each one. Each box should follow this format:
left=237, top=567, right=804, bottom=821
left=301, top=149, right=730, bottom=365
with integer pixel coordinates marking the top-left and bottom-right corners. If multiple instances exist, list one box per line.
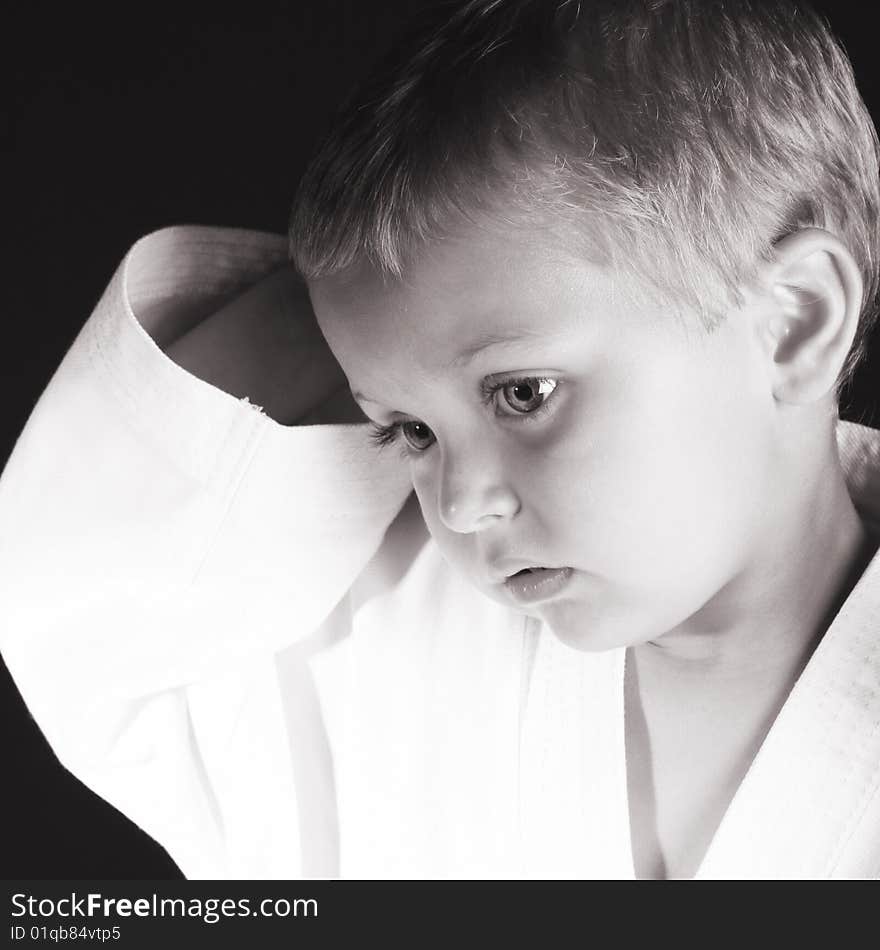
left=0, top=224, right=409, bottom=695
left=0, top=225, right=411, bottom=878
left=164, top=265, right=365, bottom=426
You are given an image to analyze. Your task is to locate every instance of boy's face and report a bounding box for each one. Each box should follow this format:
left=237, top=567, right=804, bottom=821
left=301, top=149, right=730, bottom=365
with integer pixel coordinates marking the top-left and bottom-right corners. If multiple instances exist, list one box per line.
left=309, top=223, right=781, bottom=651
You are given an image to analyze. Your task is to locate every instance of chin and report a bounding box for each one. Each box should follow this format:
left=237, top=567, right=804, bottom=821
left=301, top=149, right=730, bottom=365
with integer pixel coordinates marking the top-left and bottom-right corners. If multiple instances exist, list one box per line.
left=532, top=597, right=656, bottom=654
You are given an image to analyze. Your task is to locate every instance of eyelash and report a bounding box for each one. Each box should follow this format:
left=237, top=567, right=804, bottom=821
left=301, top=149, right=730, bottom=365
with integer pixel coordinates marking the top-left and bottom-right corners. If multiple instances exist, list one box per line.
left=368, top=423, right=404, bottom=450
left=367, top=376, right=559, bottom=456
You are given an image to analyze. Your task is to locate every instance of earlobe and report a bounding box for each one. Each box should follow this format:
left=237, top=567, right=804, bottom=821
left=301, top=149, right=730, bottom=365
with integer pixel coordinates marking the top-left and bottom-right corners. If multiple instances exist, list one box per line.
left=761, top=228, right=862, bottom=406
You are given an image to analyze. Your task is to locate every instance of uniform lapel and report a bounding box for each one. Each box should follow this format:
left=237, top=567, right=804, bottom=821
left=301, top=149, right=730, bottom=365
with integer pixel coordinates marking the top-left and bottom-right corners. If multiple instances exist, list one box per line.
left=695, top=532, right=880, bottom=878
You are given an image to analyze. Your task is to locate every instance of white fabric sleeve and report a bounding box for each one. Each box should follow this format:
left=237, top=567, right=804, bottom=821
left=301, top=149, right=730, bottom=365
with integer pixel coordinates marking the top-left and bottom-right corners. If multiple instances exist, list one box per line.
left=0, top=225, right=412, bottom=877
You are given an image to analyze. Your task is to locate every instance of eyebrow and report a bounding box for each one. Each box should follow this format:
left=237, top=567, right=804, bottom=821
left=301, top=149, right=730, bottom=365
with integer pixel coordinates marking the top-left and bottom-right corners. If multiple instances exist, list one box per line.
left=447, top=330, right=550, bottom=369
left=351, top=329, right=551, bottom=407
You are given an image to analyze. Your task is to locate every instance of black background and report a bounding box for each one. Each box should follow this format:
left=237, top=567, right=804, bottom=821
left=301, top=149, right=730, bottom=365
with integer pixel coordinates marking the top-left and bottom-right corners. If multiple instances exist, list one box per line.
left=5, top=0, right=880, bottom=878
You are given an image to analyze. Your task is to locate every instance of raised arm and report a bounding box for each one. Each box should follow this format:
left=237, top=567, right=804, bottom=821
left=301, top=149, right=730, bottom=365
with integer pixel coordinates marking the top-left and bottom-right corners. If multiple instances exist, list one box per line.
left=164, top=264, right=364, bottom=426
left=0, top=225, right=411, bottom=878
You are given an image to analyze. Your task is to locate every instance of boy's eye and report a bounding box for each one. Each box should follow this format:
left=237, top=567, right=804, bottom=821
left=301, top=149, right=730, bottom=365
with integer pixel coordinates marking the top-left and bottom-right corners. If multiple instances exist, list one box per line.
left=400, top=420, right=436, bottom=451
left=496, top=377, right=558, bottom=414
left=368, top=375, right=559, bottom=456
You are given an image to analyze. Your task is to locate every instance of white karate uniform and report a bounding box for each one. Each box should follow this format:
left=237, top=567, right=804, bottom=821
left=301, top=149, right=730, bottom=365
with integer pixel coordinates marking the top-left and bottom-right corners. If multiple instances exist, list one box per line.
left=2, top=226, right=880, bottom=879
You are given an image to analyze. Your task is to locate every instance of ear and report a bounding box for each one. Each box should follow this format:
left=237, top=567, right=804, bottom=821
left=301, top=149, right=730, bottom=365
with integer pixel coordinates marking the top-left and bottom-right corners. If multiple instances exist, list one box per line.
left=757, top=228, right=862, bottom=405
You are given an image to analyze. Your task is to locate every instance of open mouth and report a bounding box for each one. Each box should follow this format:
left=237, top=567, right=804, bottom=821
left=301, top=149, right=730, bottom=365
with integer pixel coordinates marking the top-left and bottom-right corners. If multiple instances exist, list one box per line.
left=503, top=566, right=573, bottom=604
left=509, top=566, right=555, bottom=577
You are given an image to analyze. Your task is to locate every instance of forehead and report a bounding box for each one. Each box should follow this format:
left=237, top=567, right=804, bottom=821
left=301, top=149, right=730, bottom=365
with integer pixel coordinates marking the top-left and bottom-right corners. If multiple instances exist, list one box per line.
left=307, top=223, right=676, bottom=389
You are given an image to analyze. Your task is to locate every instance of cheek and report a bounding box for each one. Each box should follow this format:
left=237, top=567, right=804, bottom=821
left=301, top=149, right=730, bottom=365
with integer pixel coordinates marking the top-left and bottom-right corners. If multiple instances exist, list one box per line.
left=409, top=467, right=457, bottom=550
left=553, top=350, right=772, bottom=587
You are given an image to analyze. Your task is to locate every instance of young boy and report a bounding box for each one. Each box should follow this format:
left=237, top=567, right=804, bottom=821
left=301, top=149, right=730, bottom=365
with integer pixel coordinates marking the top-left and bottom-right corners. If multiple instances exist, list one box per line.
left=3, top=0, right=880, bottom=879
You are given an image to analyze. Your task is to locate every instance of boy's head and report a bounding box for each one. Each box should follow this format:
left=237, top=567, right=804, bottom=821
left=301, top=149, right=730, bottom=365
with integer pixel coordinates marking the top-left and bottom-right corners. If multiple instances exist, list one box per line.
left=290, top=0, right=879, bottom=651
left=291, top=0, right=880, bottom=394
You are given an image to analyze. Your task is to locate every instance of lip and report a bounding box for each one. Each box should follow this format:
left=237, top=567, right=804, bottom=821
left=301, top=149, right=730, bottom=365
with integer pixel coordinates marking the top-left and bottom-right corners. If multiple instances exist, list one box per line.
left=502, top=567, right=573, bottom=605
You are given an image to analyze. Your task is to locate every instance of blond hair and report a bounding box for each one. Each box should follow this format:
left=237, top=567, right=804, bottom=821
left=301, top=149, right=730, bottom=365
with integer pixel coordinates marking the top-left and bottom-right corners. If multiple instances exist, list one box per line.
left=290, top=0, right=880, bottom=393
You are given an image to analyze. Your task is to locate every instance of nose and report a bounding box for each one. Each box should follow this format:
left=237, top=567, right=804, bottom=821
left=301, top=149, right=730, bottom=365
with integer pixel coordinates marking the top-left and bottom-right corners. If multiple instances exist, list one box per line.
left=437, top=444, right=521, bottom=534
